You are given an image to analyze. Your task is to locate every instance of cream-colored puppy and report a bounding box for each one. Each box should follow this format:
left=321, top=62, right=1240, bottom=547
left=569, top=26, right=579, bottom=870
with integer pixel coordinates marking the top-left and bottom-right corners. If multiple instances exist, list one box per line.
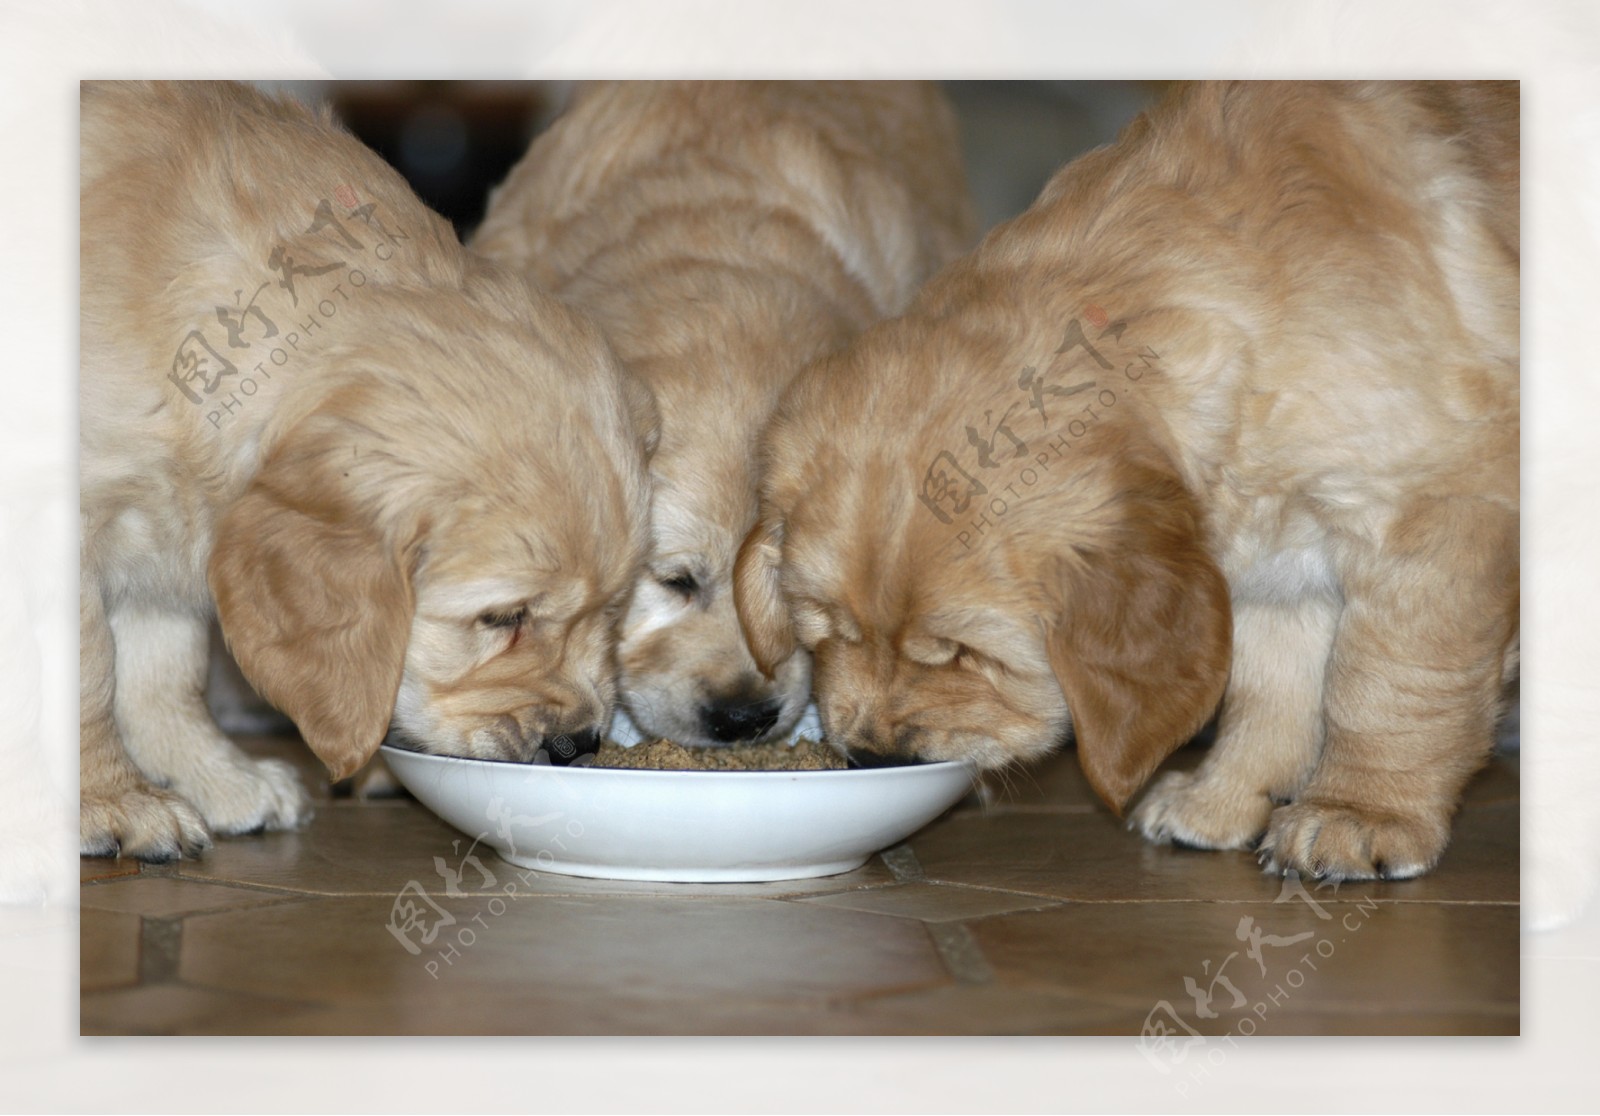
left=81, top=82, right=655, bottom=860
left=738, top=81, right=1518, bottom=881
left=475, top=82, right=975, bottom=747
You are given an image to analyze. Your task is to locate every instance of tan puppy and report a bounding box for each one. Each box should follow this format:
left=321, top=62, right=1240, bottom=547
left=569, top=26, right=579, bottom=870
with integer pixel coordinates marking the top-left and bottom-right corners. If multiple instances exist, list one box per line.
left=81, top=82, right=655, bottom=859
left=474, top=82, right=975, bottom=747
left=737, top=81, right=1518, bottom=880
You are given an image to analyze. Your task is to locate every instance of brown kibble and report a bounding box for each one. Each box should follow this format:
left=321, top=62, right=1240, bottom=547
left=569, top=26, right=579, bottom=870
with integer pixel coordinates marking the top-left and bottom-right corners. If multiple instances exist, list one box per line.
left=592, top=737, right=846, bottom=771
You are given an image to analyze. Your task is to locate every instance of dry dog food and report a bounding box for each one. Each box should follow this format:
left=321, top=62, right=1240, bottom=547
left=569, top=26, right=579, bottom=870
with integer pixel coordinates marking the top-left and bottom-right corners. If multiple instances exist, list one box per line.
left=592, top=738, right=846, bottom=771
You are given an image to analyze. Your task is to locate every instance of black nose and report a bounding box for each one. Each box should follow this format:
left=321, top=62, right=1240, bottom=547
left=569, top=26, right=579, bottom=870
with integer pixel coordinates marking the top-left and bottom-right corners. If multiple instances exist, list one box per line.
left=539, top=727, right=601, bottom=766
left=700, top=696, right=783, bottom=743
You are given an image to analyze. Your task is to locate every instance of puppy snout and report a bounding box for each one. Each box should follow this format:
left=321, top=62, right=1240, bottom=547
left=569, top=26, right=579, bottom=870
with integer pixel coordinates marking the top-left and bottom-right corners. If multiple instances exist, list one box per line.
left=700, top=695, right=783, bottom=743
left=844, top=745, right=922, bottom=769
left=844, top=731, right=920, bottom=769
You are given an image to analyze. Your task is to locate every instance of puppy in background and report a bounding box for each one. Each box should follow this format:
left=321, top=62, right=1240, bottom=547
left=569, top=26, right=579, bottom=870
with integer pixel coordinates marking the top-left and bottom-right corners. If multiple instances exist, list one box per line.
left=737, top=82, right=1517, bottom=880
left=475, top=82, right=976, bottom=747
left=81, top=82, right=655, bottom=860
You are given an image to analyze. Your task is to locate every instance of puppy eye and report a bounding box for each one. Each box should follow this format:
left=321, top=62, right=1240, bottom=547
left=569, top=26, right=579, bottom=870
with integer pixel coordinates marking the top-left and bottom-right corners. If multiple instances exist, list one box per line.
left=656, top=571, right=699, bottom=597
left=477, top=607, right=527, bottom=630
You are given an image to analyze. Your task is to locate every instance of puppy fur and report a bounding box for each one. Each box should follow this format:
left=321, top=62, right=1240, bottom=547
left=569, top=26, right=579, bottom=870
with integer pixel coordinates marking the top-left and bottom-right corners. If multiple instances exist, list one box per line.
left=474, top=81, right=976, bottom=747
left=737, top=81, right=1518, bottom=881
left=81, top=82, right=654, bottom=860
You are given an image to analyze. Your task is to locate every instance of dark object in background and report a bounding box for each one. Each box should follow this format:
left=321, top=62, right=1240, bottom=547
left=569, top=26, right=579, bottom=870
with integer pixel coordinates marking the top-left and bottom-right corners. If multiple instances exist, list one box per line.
left=325, top=81, right=1158, bottom=239
left=329, top=81, right=563, bottom=238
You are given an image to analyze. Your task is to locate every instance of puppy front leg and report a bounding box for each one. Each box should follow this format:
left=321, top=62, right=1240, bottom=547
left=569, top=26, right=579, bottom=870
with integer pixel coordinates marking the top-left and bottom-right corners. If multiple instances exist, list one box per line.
left=1132, top=592, right=1336, bottom=849
left=111, top=606, right=312, bottom=836
left=80, top=579, right=210, bottom=860
left=1260, top=500, right=1518, bottom=880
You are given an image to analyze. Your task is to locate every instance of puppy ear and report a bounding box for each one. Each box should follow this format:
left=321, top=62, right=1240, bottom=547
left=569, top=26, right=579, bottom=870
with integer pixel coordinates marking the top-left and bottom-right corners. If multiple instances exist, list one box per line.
left=622, top=373, right=661, bottom=462
left=1046, top=469, right=1231, bottom=814
left=209, top=453, right=415, bottom=781
left=733, top=513, right=796, bottom=677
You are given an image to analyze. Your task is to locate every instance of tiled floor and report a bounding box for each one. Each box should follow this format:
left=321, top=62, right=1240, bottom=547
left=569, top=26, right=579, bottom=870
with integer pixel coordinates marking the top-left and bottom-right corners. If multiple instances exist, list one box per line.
left=79, top=736, right=1519, bottom=1036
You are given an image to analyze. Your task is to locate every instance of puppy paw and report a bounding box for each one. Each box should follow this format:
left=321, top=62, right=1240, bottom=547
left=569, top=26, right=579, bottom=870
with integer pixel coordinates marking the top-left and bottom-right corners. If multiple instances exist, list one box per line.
left=1130, top=770, right=1274, bottom=850
left=176, top=756, right=313, bottom=836
left=1258, top=799, right=1449, bottom=881
left=80, top=784, right=212, bottom=862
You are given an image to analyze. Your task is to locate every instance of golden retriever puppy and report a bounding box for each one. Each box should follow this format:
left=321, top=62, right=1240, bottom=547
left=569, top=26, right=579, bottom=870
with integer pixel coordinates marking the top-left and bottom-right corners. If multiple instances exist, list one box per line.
left=737, top=81, right=1518, bottom=880
left=81, top=82, right=654, bottom=860
left=474, top=82, right=975, bottom=747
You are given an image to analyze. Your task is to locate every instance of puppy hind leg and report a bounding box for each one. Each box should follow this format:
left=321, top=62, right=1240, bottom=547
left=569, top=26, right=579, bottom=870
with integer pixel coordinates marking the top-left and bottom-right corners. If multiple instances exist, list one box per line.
left=1261, top=501, right=1517, bottom=881
left=80, top=580, right=210, bottom=860
left=111, top=606, right=312, bottom=836
left=1132, top=593, right=1337, bottom=850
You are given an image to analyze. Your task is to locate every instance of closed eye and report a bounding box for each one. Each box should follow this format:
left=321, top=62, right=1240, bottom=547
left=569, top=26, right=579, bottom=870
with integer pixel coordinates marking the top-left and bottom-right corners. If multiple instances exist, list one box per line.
left=476, top=606, right=527, bottom=630
left=656, top=571, right=699, bottom=598
left=952, top=643, right=1015, bottom=680
left=903, top=635, right=961, bottom=667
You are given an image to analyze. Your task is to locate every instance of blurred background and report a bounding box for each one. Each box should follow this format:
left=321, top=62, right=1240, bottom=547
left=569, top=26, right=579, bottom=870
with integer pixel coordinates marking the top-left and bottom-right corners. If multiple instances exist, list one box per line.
left=263, top=79, right=1161, bottom=236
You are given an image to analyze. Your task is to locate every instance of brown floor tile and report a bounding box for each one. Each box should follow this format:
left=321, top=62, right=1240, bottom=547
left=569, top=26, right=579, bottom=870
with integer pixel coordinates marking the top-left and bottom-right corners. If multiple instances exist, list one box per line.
left=78, top=876, right=295, bottom=918
left=838, top=983, right=1136, bottom=1034
left=795, top=881, right=1061, bottom=922
left=175, top=894, right=948, bottom=1033
left=80, top=908, right=141, bottom=993
left=969, top=900, right=1518, bottom=1036
left=81, top=983, right=314, bottom=1036
left=171, top=798, right=489, bottom=897
left=910, top=800, right=1516, bottom=904
left=80, top=857, right=140, bottom=884
left=212, top=991, right=846, bottom=1035
left=910, top=810, right=1287, bottom=903
left=264, top=981, right=1139, bottom=1036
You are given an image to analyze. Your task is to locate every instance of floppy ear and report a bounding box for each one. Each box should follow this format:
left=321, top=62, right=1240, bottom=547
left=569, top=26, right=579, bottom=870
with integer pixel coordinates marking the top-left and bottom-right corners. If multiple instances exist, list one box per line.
left=1046, top=471, right=1232, bottom=814
left=208, top=453, right=415, bottom=781
left=733, top=512, right=796, bottom=677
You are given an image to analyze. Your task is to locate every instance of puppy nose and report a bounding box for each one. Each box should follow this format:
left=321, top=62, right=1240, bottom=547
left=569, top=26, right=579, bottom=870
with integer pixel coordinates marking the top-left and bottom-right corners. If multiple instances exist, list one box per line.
left=700, top=696, right=783, bottom=743
left=539, top=727, right=601, bottom=766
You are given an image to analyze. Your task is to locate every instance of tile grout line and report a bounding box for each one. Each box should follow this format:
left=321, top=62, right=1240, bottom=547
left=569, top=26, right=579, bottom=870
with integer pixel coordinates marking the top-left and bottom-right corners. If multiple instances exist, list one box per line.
left=882, top=845, right=996, bottom=986
left=915, top=872, right=1519, bottom=908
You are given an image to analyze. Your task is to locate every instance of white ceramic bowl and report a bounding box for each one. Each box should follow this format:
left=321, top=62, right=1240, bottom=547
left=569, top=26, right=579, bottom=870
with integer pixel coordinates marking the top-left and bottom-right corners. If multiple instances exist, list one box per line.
left=379, top=729, right=974, bottom=883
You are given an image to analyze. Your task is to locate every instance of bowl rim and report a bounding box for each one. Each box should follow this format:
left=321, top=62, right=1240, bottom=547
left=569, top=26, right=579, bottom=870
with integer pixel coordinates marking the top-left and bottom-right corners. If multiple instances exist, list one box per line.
left=376, top=742, right=974, bottom=780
